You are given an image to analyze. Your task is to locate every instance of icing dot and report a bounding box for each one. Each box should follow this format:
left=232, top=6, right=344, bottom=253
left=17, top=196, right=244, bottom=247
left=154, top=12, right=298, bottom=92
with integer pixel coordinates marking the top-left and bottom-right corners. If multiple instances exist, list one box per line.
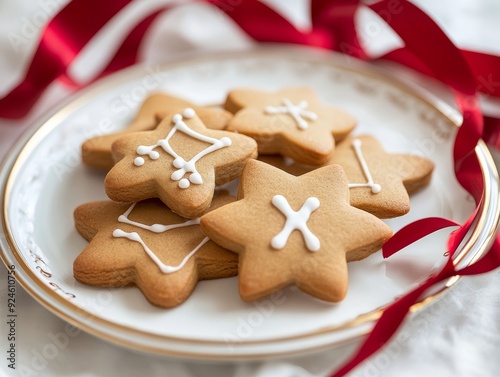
left=271, top=237, right=284, bottom=250
left=171, top=169, right=185, bottom=181
left=309, top=240, right=321, bottom=252
left=137, top=146, right=148, bottom=155
left=371, top=184, right=382, bottom=194
left=189, top=172, right=203, bottom=185
left=134, top=157, right=145, bottom=166
left=219, top=137, right=232, bottom=147
left=172, top=114, right=182, bottom=123
left=306, top=197, right=321, bottom=209
left=182, top=108, right=195, bottom=118
left=352, top=138, right=362, bottom=148
left=150, top=151, right=160, bottom=160
left=179, top=178, right=190, bottom=189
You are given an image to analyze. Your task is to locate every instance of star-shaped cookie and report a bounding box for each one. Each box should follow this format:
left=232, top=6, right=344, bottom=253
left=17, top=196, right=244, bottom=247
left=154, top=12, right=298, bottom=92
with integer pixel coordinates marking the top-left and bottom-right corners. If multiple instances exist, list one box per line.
left=82, top=93, right=232, bottom=170
left=73, top=192, right=238, bottom=308
left=224, top=87, right=356, bottom=165
left=200, top=160, right=392, bottom=303
left=259, top=135, right=434, bottom=218
left=105, top=108, right=258, bottom=218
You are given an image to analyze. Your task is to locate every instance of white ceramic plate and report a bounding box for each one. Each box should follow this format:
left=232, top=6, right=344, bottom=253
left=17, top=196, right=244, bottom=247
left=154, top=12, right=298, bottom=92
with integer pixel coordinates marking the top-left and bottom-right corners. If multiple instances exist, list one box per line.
left=1, top=47, right=498, bottom=360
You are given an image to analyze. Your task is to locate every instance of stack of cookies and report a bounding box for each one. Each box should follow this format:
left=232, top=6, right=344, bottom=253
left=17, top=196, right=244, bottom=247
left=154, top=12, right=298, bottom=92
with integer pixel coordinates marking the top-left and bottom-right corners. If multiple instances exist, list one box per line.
left=74, top=88, right=434, bottom=307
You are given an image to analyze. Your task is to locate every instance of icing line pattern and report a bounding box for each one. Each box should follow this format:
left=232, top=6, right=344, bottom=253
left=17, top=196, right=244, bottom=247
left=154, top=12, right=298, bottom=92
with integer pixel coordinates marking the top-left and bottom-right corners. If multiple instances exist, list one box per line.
left=347, top=138, right=382, bottom=194
left=134, top=108, right=232, bottom=189
left=265, top=98, right=318, bottom=130
left=113, top=203, right=208, bottom=274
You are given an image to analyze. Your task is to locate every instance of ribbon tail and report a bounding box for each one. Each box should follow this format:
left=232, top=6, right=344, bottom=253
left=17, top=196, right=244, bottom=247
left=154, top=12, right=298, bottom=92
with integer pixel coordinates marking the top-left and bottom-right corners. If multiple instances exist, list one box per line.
left=331, top=234, right=500, bottom=376
left=331, top=258, right=456, bottom=377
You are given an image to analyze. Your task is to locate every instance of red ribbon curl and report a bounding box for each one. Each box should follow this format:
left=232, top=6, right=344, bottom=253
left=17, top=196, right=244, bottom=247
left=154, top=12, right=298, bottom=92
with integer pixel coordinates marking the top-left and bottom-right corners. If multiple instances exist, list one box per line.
left=0, top=0, right=133, bottom=118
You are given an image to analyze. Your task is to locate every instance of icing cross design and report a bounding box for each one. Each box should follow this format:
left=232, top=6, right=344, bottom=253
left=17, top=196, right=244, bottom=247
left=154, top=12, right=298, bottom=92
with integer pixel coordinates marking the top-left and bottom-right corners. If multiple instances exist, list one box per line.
left=113, top=203, right=209, bottom=274
left=271, top=195, right=321, bottom=252
left=133, top=108, right=232, bottom=189
left=264, top=98, right=318, bottom=130
left=347, top=138, right=382, bottom=194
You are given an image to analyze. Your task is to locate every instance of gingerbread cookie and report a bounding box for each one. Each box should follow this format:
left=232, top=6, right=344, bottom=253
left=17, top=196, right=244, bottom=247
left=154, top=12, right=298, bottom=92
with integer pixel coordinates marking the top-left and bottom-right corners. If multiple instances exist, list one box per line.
left=200, top=160, right=392, bottom=303
left=224, top=87, right=356, bottom=165
left=73, top=192, right=238, bottom=308
left=259, top=135, right=434, bottom=218
left=105, top=108, right=258, bottom=218
left=82, top=93, right=232, bottom=170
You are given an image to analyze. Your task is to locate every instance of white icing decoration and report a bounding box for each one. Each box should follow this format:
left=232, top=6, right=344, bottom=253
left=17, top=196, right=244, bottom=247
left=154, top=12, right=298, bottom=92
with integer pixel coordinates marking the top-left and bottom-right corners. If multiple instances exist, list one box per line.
left=264, top=98, right=318, bottom=130
left=134, top=108, right=232, bottom=189
left=347, top=138, right=381, bottom=194
left=179, top=178, right=190, bottom=189
left=112, top=203, right=207, bottom=274
left=271, top=195, right=320, bottom=252
left=117, top=202, right=201, bottom=231
left=182, top=108, right=195, bottom=118
left=113, top=230, right=209, bottom=274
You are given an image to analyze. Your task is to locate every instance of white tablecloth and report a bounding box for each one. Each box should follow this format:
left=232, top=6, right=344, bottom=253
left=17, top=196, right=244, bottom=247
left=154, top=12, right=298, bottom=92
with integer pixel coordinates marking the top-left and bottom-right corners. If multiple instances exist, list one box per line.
left=1, top=1, right=499, bottom=376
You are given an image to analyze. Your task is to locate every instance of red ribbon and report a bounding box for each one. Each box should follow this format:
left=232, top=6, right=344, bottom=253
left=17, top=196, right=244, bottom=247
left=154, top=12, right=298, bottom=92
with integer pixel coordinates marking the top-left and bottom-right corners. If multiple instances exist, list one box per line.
left=319, top=1, right=490, bottom=374
left=0, top=0, right=133, bottom=118
left=0, top=1, right=499, bottom=376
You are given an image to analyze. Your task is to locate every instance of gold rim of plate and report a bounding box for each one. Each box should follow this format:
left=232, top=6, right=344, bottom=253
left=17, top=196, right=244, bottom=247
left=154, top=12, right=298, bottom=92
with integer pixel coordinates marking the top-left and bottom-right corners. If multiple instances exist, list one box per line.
left=0, top=46, right=498, bottom=360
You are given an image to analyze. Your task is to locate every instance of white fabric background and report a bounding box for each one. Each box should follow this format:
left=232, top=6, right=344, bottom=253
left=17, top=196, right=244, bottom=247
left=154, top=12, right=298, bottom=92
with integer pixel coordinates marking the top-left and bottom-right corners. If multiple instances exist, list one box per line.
left=0, top=1, right=499, bottom=376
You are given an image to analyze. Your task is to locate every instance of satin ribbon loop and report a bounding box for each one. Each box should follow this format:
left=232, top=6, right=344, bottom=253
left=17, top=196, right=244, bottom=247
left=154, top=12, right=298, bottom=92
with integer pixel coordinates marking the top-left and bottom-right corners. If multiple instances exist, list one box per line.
left=332, top=257, right=458, bottom=376
left=382, top=217, right=460, bottom=259
left=209, top=0, right=335, bottom=48
left=0, top=0, right=133, bottom=119
left=310, top=0, right=366, bottom=58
